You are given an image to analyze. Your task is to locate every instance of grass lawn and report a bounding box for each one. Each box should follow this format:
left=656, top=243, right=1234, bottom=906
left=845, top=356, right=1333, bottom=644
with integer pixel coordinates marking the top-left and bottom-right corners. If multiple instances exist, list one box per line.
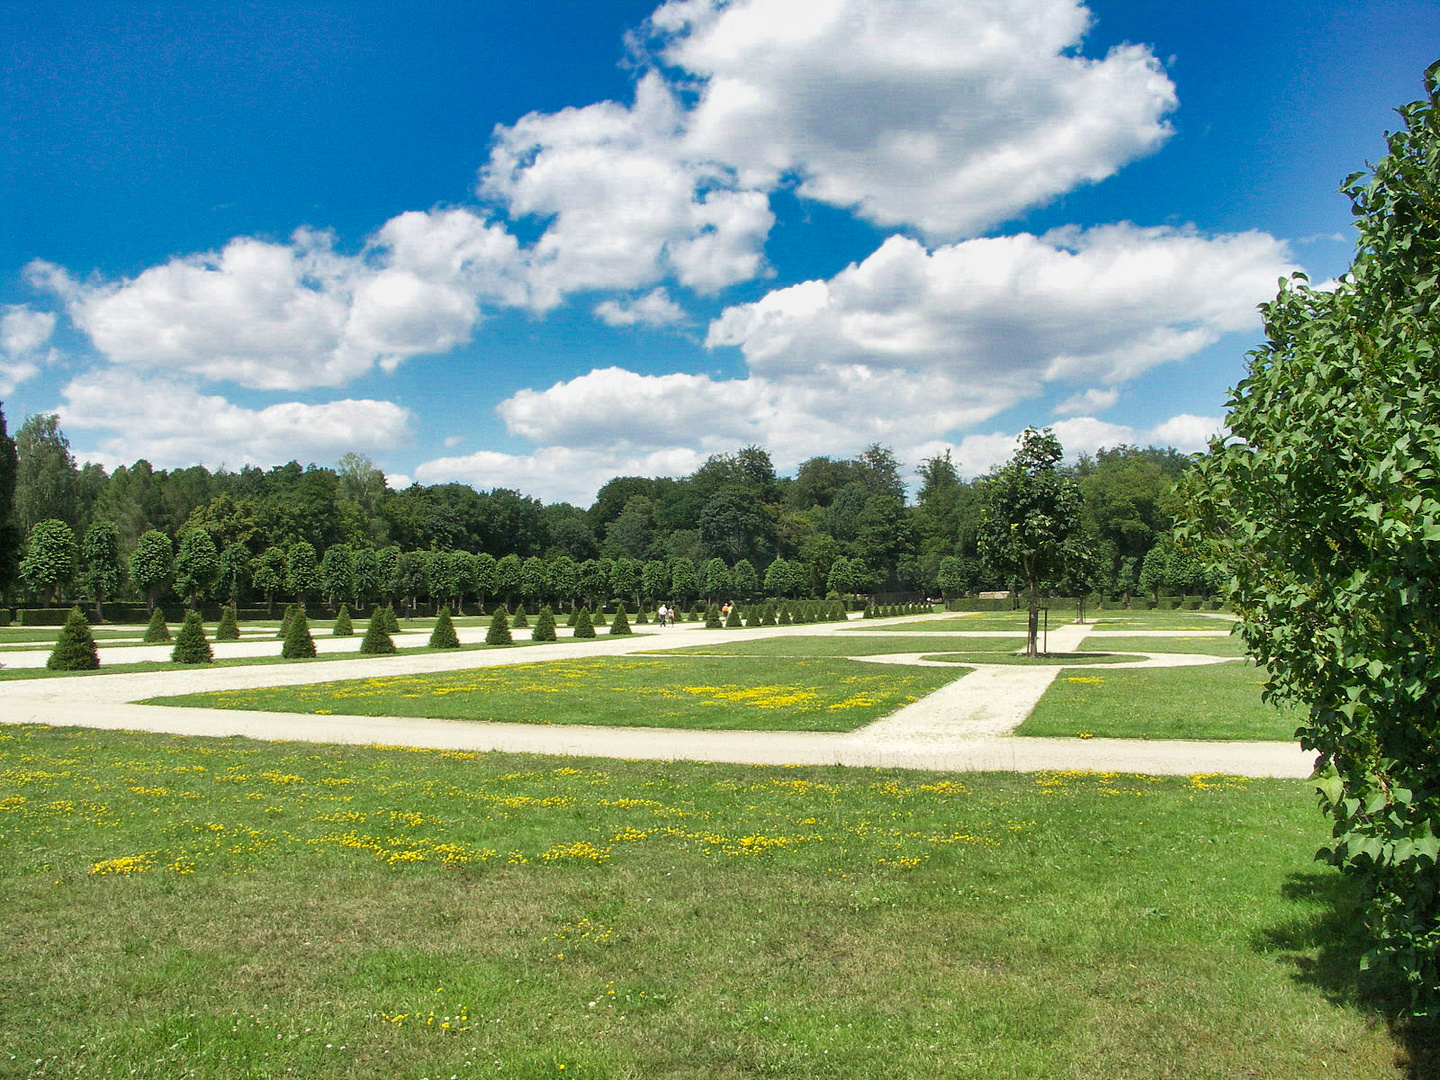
left=0, top=639, right=547, bottom=683
left=1090, top=634, right=1246, bottom=657
left=1019, top=662, right=1299, bottom=741
left=652, top=634, right=1040, bottom=657
left=0, top=724, right=1428, bottom=1079
left=143, top=655, right=967, bottom=733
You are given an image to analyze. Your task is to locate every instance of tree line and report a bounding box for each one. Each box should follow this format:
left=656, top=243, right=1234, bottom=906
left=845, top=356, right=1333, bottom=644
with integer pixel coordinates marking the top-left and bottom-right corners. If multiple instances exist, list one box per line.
left=0, top=407, right=1206, bottom=617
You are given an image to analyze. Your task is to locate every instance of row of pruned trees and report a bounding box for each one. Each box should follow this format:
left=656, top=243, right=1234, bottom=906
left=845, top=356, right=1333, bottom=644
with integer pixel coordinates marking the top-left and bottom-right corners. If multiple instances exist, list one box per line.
left=12, top=518, right=887, bottom=618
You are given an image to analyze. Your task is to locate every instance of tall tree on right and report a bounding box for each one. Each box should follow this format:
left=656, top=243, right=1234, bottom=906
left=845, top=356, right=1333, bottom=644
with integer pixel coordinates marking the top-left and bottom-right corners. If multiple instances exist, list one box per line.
left=977, top=428, right=1082, bottom=658
left=1185, top=64, right=1440, bottom=1012
left=0, top=403, right=19, bottom=601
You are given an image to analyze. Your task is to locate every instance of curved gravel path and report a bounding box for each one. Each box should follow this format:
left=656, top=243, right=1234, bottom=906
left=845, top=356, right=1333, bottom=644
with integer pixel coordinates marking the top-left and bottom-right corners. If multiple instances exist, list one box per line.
left=0, top=612, right=1314, bottom=778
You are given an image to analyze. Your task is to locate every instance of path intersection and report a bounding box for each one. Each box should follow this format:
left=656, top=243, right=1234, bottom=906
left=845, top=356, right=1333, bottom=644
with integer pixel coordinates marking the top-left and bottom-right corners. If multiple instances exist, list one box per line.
left=0, top=611, right=1315, bottom=779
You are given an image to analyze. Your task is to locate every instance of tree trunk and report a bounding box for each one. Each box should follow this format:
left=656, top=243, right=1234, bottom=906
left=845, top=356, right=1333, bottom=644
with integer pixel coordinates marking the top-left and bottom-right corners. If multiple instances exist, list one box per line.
left=1026, top=583, right=1040, bottom=658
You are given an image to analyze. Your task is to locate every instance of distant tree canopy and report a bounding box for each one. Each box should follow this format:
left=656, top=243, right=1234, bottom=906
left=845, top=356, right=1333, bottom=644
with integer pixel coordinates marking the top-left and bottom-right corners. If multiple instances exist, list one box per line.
left=0, top=413, right=1199, bottom=613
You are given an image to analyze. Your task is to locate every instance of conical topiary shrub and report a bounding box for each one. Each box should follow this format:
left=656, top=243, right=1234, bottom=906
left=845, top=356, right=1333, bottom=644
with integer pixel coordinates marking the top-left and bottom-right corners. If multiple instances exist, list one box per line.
left=429, top=607, right=460, bottom=649
left=512, top=606, right=529, bottom=629
left=778, top=602, right=793, bottom=626
left=566, top=606, right=579, bottom=627
left=705, top=603, right=722, bottom=628
left=359, top=612, right=396, bottom=655
left=382, top=603, right=400, bottom=633
left=486, top=607, right=513, bottom=645
left=48, top=606, right=100, bottom=670
left=143, top=607, right=170, bottom=643
left=725, top=604, right=742, bottom=628
left=171, top=609, right=214, bottom=664
left=282, top=607, right=316, bottom=659
left=634, top=605, right=648, bottom=625
left=531, top=605, right=557, bottom=642
left=278, top=603, right=295, bottom=638
left=216, top=603, right=240, bottom=641
left=593, top=607, right=607, bottom=626
left=573, top=607, right=595, bottom=639
left=608, top=601, right=632, bottom=635
left=333, top=604, right=353, bottom=636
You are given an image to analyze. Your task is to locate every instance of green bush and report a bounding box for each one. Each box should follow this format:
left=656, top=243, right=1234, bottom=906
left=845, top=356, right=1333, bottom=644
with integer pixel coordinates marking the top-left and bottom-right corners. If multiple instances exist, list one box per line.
left=277, top=604, right=294, bottom=640
left=215, top=604, right=240, bottom=642
left=171, top=610, right=214, bottom=665
left=725, top=604, right=742, bottom=627
left=531, top=606, right=557, bottom=642
left=512, top=607, right=529, bottom=629
left=142, top=607, right=170, bottom=643
left=332, top=604, right=353, bottom=636
left=573, top=607, right=595, bottom=639
left=382, top=604, right=400, bottom=634
left=705, top=603, right=722, bottom=628
left=428, top=607, right=460, bottom=649
left=281, top=608, right=316, bottom=659
left=485, top=608, right=513, bottom=646
left=47, top=607, right=99, bottom=670
left=359, top=613, right=396, bottom=655
left=608, top=602, right=632, bottom=636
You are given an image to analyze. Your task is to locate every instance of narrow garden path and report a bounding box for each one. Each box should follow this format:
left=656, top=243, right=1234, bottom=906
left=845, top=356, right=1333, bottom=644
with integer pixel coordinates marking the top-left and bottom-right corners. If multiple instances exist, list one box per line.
left=0, top=612, right=1315, bottom=778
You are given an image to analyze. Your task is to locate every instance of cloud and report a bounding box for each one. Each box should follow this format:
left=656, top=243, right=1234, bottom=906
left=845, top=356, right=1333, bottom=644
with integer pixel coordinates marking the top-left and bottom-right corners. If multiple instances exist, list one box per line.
left=1054, top=387, right=1119, bottom=415
left=55, top=370, right=414, bottom=470
left=707, top=225, right=1293, bottom=387
left=0, top=304, right=56, bottom=394
left=415, top=444, right=710, bottom=507
left=28, top=211, right=522, bottom=391
left=593, top=288, right=688, bottom=327
left=950, top=413, right=1222, bottom=478
left=479, top=73, right=774, bottom=306
left=649, top=0, right=1177, bottom=239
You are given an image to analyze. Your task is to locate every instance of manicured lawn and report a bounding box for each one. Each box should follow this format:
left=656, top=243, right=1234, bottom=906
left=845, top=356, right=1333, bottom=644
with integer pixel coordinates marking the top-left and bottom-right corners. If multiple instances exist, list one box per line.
left=0, top=724, right=1423, bottom=1079
left=652, top=634, right=1036, bottom=657
left=0, top=639, right=545, bottom=682
left=144, top=655, right=966, bottom=733
left=1089, top=634, right=1245, bottom=657
left=1019, top=662, right=1299, bottom=741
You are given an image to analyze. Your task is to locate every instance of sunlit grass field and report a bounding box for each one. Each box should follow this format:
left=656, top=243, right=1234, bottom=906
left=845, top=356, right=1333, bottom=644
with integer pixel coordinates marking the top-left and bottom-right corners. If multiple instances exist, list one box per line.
left=1021, top=663, right=1298, bottom=741
left=1, top=723, right=1425, bottom=1079
left=144, top=655, right=967, bottom=733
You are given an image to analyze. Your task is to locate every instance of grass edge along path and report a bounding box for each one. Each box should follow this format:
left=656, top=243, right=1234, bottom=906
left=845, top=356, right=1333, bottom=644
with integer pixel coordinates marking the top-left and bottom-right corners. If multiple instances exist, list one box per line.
left=0, top=723, right=1428, bottom=1080
left=140, top=654, right=972, bottom=734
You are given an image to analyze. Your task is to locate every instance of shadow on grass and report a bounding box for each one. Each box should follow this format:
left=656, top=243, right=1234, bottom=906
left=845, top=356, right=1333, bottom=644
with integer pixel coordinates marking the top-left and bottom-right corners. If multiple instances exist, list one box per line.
left=1256, top=870, right=1440, bottom=1079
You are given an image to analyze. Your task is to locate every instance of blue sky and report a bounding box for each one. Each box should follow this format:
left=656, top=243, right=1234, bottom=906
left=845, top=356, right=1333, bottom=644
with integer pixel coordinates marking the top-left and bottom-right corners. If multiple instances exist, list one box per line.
left=2, top=0, right=1437, bottom=505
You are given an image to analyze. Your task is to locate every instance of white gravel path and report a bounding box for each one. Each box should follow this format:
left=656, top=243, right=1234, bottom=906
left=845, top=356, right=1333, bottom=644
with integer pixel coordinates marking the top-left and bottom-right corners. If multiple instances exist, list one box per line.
left=0, top=612, right=1314, bottom=778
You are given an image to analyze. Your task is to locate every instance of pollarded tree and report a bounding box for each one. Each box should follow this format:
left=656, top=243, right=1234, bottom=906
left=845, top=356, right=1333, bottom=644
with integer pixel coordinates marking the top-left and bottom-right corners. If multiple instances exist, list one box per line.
left=174, top=529, right=220, bottom=608
left=496, top=553, right=523, bottom=610
left=1183, top=65, right=1440, bottom=1011
left=468, top=551, right=498, bottom=613
left=217, top=542, right=251, bottom=605
left=520, top=555, right=548, bottom=613
left=641, top=559, right=669, bottom=606
left=20, top=519, right=75, bottom=605
left=548, top=554, right=579, bottom=611
left=81, top=520, right=123, bottom=620
left=731, top=558, right=758, bottom=601
left=250, top=545, right=287, bottom=615
left=977, top=428, right=1082, bottom=658
left=319, top=543, right=355, bottom=612
left=286, top=541, right=321, bottom=606
left=669, top=558, right=699, bottom=608
left=702, top=557, right=732, bottom=603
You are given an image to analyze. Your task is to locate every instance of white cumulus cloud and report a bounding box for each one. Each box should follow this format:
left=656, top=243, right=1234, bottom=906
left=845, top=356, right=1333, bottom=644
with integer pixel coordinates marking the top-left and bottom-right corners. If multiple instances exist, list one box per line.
left=649, top=0, right=1177, bottom=239
left=55, top=370, right=414, bottom=471
left=0, top=304, right=57, bottom=394
left=29, top=211, right=522, bottom=391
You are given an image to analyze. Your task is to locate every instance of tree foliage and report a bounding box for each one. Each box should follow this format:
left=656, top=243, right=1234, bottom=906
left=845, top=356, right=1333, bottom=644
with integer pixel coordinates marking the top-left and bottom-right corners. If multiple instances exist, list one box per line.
left=20, top=519, right=75, bottom=605
left=47, top=606, right=99, bottom=670
left=1184, top=64, right=1440, bottom=1011
left=978, top=428, right=1082, bottom=657
left=171, top=609, right=214, bottom=664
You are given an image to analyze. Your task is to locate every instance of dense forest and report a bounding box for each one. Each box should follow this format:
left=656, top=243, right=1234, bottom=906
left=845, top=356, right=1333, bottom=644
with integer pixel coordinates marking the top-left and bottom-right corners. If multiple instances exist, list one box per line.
left=0, top=403, right=1208, bottom=617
